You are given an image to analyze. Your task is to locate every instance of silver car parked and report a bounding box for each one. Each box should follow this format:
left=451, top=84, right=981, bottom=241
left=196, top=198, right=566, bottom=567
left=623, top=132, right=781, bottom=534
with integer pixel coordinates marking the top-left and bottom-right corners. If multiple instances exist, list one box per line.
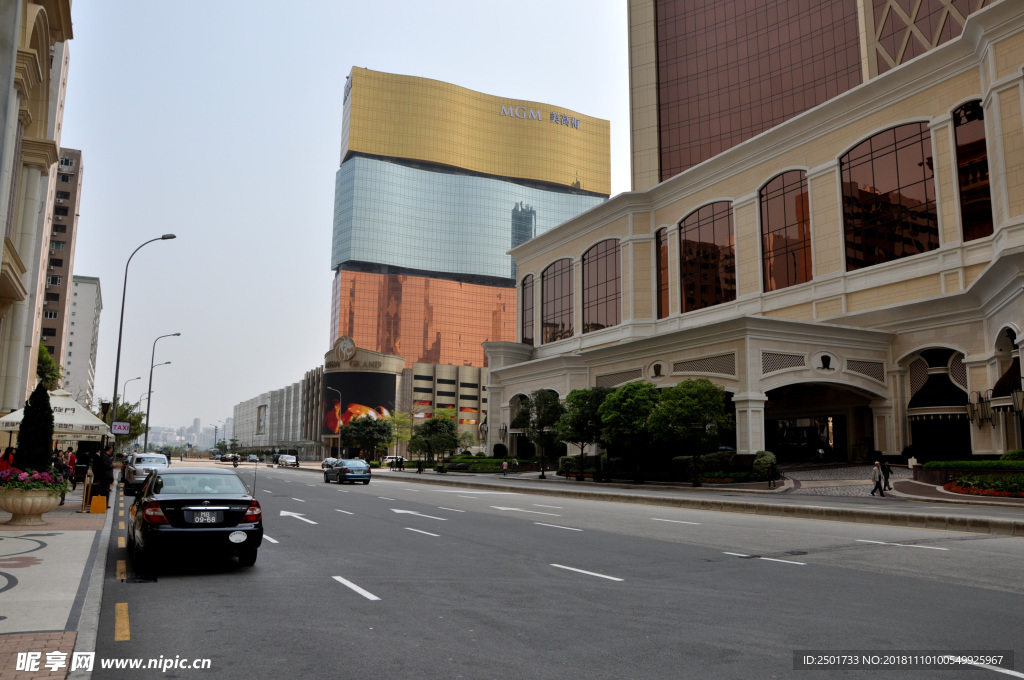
left=123, top=453, right=170, bottom=494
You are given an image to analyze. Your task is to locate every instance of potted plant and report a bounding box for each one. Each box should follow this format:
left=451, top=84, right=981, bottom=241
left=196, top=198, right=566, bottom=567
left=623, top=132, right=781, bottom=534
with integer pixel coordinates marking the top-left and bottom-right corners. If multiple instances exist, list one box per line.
left=0, top=383, right=68, bottom=525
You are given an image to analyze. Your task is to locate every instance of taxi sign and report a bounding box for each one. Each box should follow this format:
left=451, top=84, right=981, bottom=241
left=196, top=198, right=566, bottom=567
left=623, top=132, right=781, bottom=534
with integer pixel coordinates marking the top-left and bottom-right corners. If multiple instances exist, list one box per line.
left=111, top=422, right=131, bottom=435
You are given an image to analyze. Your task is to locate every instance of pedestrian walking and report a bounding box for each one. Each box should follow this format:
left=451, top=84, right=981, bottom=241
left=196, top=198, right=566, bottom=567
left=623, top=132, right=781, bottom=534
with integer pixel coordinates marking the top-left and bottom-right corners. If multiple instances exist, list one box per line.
left=512, top=458, right=518, bottom=471
left=881, top=460, right=893, bottom=491
left=416, top=459, right=423, bottom=474
left=65, top=448, right=77, bottom=491
left=767, top=462, right=778, bottom=489
left=502, top=460, right=508, bottom=477
left=870, top=461, right=886, bottom=497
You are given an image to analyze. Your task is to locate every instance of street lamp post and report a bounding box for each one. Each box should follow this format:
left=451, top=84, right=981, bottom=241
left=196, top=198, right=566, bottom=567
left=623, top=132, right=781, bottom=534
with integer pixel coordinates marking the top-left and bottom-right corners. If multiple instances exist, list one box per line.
left=110, top=234, right=176, bottom=446
left=121, top=376, right=141, bottom=404
left=142, top=333, right=180, bottom=452
left=142, top=360, right=172, bottom=452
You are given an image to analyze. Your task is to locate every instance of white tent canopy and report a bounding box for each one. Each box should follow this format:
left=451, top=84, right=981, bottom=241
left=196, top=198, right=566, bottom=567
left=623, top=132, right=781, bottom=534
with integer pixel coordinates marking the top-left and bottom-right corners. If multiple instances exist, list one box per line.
left=0, top=389, right=112, bottom=441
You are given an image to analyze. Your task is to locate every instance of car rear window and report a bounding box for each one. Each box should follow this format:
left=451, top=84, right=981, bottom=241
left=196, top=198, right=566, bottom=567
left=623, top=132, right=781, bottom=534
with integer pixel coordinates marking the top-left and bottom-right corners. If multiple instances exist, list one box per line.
left=340, top=459, right=368, bottom=467
left=154, top=474, right=248, bottom=495
left=135, top=456, right=166, bottom=465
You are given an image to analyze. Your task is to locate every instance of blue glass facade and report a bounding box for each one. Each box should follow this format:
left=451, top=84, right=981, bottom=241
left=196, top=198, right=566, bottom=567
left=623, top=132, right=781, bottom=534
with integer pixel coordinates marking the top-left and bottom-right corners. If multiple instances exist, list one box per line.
left=331, top=156, right=606, bottom=283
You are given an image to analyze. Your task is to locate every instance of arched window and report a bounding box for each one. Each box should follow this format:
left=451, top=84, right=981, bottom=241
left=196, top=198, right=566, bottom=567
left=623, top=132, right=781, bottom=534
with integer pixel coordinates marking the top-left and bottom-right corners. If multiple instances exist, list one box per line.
left=953, top=100, right=993, bottom=242
left=656, top=228, right=669, bottom=318
left=541, top=258, right=573, bottom=343
left=520, top=274, right=534, bottom=346
left=841, top=123, right=938, bottom=271
left=760, top=170, right=812, bottom=291
left=582, top=239, right=621, bottom=333
left=678, top=202, right=735, bottom=313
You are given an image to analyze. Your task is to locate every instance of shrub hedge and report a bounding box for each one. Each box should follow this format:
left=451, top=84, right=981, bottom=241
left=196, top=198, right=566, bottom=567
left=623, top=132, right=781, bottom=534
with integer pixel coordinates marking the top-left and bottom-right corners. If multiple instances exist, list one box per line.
left=1000, top=449, right=1024, bottom=461
left=922, top=460, right=1024, bottom=470
left=946, top=473, right=1024, bottom=497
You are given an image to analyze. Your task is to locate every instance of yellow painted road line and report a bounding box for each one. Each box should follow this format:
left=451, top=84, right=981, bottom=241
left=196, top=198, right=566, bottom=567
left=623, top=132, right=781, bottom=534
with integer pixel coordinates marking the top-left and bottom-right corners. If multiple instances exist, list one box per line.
left=118, top=510, right=124, bottom=517
left=116, top=560, right=126, bottom=580
left=118, top=521, right=125, bottom=531
left=114, top=602, right=130, bottom=641
left=117, top=536, right=125, bottom=549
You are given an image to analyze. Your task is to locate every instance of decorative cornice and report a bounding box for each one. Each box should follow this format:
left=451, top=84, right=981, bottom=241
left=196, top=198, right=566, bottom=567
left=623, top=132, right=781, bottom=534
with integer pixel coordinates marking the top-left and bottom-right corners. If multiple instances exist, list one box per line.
left=20, top=137, right=59, bottom=170
left=0, top=237, right=29, bottom=306
left=14, top=49, right=41, bottom=98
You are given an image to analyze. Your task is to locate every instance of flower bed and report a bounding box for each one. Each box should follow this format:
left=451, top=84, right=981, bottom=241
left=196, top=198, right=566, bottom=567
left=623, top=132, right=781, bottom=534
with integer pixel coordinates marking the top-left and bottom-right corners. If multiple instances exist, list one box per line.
left=943, top=473, right=1024, bottom=498
left=0, top=466, right=68, bottom=494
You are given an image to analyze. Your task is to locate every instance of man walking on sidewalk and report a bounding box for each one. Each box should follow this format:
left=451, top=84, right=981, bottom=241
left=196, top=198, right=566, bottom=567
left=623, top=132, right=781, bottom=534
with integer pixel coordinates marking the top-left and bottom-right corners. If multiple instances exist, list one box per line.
left=870, top=461, right=886, bottom=497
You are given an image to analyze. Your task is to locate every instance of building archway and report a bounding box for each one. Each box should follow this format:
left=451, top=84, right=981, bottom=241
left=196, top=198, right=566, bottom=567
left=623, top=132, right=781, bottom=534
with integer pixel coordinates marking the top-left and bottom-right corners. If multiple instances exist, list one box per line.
left=905, top=348, right=971, bottom=460
left=764, top=383, right=878, bottom=463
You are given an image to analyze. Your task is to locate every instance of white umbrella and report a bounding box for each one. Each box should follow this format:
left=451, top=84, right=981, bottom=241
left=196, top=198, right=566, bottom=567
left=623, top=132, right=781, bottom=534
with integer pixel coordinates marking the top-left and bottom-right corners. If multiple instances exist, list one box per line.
left=0, top=389, right=112, bottom=441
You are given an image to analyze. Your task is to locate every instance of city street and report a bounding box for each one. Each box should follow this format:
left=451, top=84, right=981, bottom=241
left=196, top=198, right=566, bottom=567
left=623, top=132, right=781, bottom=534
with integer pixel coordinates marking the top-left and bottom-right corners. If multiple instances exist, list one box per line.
left=94, top=467, right=1024, bottom=679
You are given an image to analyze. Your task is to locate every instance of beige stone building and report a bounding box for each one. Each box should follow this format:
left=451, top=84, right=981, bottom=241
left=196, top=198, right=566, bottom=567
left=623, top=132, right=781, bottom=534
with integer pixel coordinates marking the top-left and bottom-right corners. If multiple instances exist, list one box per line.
left=485, top=1, right=1024, bottom=462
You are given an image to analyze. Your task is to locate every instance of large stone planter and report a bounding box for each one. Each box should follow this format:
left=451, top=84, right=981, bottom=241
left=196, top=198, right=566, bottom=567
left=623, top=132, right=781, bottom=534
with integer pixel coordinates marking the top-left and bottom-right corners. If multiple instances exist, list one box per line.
left=0, top=488, right=63, bottom=525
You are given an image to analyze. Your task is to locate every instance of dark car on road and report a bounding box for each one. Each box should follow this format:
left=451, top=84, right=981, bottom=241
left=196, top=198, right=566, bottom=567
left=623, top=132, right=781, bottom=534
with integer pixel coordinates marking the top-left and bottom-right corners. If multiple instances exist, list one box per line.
left=126, top=467, right=263, bottom=574
left=324, top=458, right=371, bottom=484
left=247, top=454, right=259, bottom=463
left=321, top=457, right=338, bottom=469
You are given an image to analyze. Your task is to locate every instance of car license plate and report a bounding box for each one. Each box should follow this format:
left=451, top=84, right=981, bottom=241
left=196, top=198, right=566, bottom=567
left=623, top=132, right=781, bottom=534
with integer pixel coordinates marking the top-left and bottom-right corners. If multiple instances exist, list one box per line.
left=192, top=511, right=217, bottom=523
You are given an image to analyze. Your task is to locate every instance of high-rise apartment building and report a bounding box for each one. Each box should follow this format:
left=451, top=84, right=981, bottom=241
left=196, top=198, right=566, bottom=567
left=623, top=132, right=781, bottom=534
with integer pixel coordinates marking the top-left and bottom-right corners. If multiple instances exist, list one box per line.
left=42, top=148, right=83, bottom=366
left=330, top=68, right=611, bottom=369
left=62, top=276, right=102, bottom=407
left=629, top=0, right=991, bottom=190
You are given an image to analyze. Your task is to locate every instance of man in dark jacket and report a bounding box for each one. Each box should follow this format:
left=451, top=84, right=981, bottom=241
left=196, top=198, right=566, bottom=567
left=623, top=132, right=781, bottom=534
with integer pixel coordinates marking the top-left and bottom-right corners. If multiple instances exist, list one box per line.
left=93, top=446, right=115, bottom=509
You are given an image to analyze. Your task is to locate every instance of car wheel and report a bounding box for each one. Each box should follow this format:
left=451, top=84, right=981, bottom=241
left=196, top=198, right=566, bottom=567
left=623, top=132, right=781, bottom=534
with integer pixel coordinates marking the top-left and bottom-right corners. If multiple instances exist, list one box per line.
left=324, top=473, right=330, bottom=483
left=131, top=541, right=152, bottom=576
left=237, top=548, right=257, bottom=567
left=362, top=480, right=370, bottom=485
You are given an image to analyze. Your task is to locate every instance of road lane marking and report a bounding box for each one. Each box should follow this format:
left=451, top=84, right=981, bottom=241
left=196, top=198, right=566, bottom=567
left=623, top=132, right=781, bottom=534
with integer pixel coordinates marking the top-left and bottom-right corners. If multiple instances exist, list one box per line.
left=280, top=510, right=318, bottom=524
left=118, top=522, right=125, bottom=531
left=759, top=557, right=806, bottom=566
left=955, top=660, right=1024, bottom=678
left=652, top=518, right=701, bottom=525
left=439, top=490, right=512, bottom=495
left=535, top=523, right=582, bottom=531
left=457, top=495, right=478, bottom=499
left=307, top=484, right=316, bottom=487
left=723, top=552, right=749, bottom=557
left=392, top=509, right=446, bottom=520
left=116, top=560, right=126, bottom=580
left=335, top=509, right=354, bottom=515
left=405, top=528, right=440, bottom=537
left=117, top=537, right=125, bottom=549
left=114, top=602, right=130, bottom=641
left=261, top=490, right=273, bottom=494
left=118, top=510, right=124, bottom=517
left=550, top=564, right=622, bottom=581
left=856, top=540, right=949, bottom=551
left=263, top=536, right=279, bottom=544
left=533, top=504, right=562, bottom=509
left=332, top=575, right=381, bottom=601
left=491, top=506, right=560, bottom=516
left=438, top=507, right=465, bottom=512
left=291, top=498, right=306, bottom=502
left=378, top=497, right=396, bottom=501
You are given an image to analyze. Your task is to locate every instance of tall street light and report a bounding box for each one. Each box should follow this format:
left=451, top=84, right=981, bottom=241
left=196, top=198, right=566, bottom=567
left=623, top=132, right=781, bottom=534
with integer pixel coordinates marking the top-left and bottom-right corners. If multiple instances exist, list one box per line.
left=142, top=332, right=181, bottom=453
left=121, top=376, right=141, bottom=403
left=142, top=361, right=172, bottom=451
left=110, top=234, right=176, bottom=443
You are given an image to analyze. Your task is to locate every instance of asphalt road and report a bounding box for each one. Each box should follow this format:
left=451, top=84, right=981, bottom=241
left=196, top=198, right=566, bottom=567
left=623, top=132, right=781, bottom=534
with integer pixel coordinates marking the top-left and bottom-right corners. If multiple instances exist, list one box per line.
left=94, top=467, right=1024, bottom=679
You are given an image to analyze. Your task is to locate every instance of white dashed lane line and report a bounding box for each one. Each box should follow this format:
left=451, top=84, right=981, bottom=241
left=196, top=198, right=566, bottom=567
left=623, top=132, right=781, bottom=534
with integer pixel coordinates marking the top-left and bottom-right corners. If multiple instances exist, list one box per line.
left=535, top=523, right=582, bottom=532
left=291, top=498, right=305, bottom=502
left=263, top=536, right=279, bottom=544
left=652, top=518, right=700, bottom=525
left=405, top=528, right=440, bottom=537
left=550, top=564, right=623, bottom=581
left=723, top=552, right=805, bottom=566
left=856, top=539, right=949, bottom=551
left=437, top=507, right=465, bottom=512
left=335, top=509, right=353, bottom=515
left=332, top=575, right=380, bottom=601
left=533, top=504, right=562, bottom=509
left=378, top=497, right=395, bottom=501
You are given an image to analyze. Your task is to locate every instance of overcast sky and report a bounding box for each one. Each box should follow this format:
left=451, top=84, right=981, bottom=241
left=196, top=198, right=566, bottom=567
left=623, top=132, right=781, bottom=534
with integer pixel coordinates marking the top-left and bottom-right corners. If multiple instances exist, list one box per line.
left=60, top=1, right=631, bottom=431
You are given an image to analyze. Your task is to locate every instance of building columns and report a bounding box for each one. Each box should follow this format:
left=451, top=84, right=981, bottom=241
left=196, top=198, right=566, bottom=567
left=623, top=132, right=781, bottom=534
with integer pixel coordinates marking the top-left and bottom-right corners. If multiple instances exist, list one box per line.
left=732, top=393, right=767, bottom=457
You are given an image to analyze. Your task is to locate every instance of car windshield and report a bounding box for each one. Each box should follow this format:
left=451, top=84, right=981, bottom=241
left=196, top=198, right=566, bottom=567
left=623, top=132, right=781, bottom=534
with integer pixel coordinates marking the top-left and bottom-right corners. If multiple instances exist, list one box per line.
left=135, top=456, right=166, bottom=466
left=154, top=474, right=248, bottom=495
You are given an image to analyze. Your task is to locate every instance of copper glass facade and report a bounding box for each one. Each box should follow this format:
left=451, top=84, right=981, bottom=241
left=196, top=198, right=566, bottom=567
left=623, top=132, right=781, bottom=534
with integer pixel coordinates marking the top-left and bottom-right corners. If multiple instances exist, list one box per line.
left=679, top=202, right=736, bottom=313
left=581, top=239, right=621, bottom=333
left=521, top=274, right=535, bottom=346
left=953, top=100, right=993, bottom=242
left=541, top=258, right=573, bottom=344
left=656, top=228, right=669, bottom=319
left=760, top=170, right=811, bottom=292
left=654, top=0, right=861, bottom=179
left=841, top=123, right=939, bottom=272
left=331, top=270, right=514, bottom=368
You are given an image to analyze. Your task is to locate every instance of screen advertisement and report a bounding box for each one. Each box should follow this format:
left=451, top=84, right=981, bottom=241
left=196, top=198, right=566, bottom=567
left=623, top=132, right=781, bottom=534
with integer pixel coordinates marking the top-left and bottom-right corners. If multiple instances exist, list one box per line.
left=322, top=372, right=397, bottom=437
left=256, top=405, right=267, bottom=435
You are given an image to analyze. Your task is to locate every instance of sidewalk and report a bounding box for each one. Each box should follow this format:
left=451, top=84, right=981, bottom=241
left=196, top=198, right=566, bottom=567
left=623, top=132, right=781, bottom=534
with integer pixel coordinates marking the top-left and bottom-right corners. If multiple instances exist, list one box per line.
left=0, top=483, right=114, bottom=679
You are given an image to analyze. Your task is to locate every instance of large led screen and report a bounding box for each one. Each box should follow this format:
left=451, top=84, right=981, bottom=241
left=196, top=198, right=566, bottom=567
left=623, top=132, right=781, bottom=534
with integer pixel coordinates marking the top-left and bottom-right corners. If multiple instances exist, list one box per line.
left=321, top=372, right=397, bottom=437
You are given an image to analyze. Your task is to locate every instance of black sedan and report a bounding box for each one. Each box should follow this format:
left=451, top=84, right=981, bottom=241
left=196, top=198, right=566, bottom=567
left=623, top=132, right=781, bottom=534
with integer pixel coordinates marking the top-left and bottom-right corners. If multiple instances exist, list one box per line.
left=323, top=458, right=371, bottom=484
left=126, top=467, right=263, bottom=573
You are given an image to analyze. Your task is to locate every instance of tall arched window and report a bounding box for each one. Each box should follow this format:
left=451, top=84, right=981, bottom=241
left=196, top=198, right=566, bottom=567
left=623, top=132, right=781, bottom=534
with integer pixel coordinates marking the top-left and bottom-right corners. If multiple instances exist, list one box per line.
left=678, top=202, right=735, bottom=313
left=760, top=170, right=812, bottom=291
left=656, top=228, right=669, bottom=319
left=520, top=274, right=534, bottom=346
left=840, top=123, right=938, bottom=271
left=582, top=239, right=620, bottom=333
left=541, top=258, right=573, bottom=344
left=953, top=100, right=993, bottom=242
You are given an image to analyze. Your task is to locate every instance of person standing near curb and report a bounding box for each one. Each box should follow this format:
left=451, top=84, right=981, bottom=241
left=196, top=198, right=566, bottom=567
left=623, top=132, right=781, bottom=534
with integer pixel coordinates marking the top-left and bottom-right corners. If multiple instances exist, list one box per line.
left=502, top=460, right=509, bottom=477
left=768, top=462, right=778, bottom=489
left=870, top=461, right=886, bottom=497
left=881, top=460, right=893, bottom=491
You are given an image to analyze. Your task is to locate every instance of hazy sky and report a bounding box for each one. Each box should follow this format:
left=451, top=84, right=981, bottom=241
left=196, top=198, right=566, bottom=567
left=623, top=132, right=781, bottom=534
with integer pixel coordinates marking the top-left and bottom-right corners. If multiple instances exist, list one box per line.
left=60, top=1, right=631, bottom=431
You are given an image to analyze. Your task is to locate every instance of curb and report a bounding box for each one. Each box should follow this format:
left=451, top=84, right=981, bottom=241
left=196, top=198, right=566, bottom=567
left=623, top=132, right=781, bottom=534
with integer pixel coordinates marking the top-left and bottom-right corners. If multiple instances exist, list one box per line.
left=68, top=485, right=117, bottom=680
left=357, top=469, right=1024, bottom=537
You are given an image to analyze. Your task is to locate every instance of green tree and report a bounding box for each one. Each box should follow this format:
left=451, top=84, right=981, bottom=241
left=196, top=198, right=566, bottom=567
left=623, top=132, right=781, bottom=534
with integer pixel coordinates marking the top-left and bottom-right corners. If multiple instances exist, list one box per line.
left=649, top=378, right=734, bottom=486
left=599, top=381, right=660, bottom=483
left=36, top=344, right=62, bottom=390
left=413, top=415, right=459, bottom=463
left=515, top=389, right=565, bottom=480
left=228, top=437, right=239, bottom=452
left=216, top=440, right=228, bottom=454
left=557, top=386, right=612, bottom=481
left=14, top=382, right=54, bottom=471
left=100, top=401, right=146, bottom=454
left=388, top=411, right=414, bottom=452
left=347, top=416, right=394, bottom=460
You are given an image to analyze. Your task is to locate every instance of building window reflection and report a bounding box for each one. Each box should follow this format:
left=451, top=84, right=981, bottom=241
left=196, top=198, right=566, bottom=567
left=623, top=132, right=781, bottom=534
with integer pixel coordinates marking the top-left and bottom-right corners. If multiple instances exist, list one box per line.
left=840, top=123, right=939, bottom=271
left=656, top=228, right=669, bottom=319
left=953, top=100, right=993, bottom=242
left=582, top=239, right=620, bottom=333
left=521, top=274, right=534, bottom=346
left=760, top=170, right=812, bottom=291
left=541, top=258, right=574, bottom=344
left=678, top=202, right=736, bottom=313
